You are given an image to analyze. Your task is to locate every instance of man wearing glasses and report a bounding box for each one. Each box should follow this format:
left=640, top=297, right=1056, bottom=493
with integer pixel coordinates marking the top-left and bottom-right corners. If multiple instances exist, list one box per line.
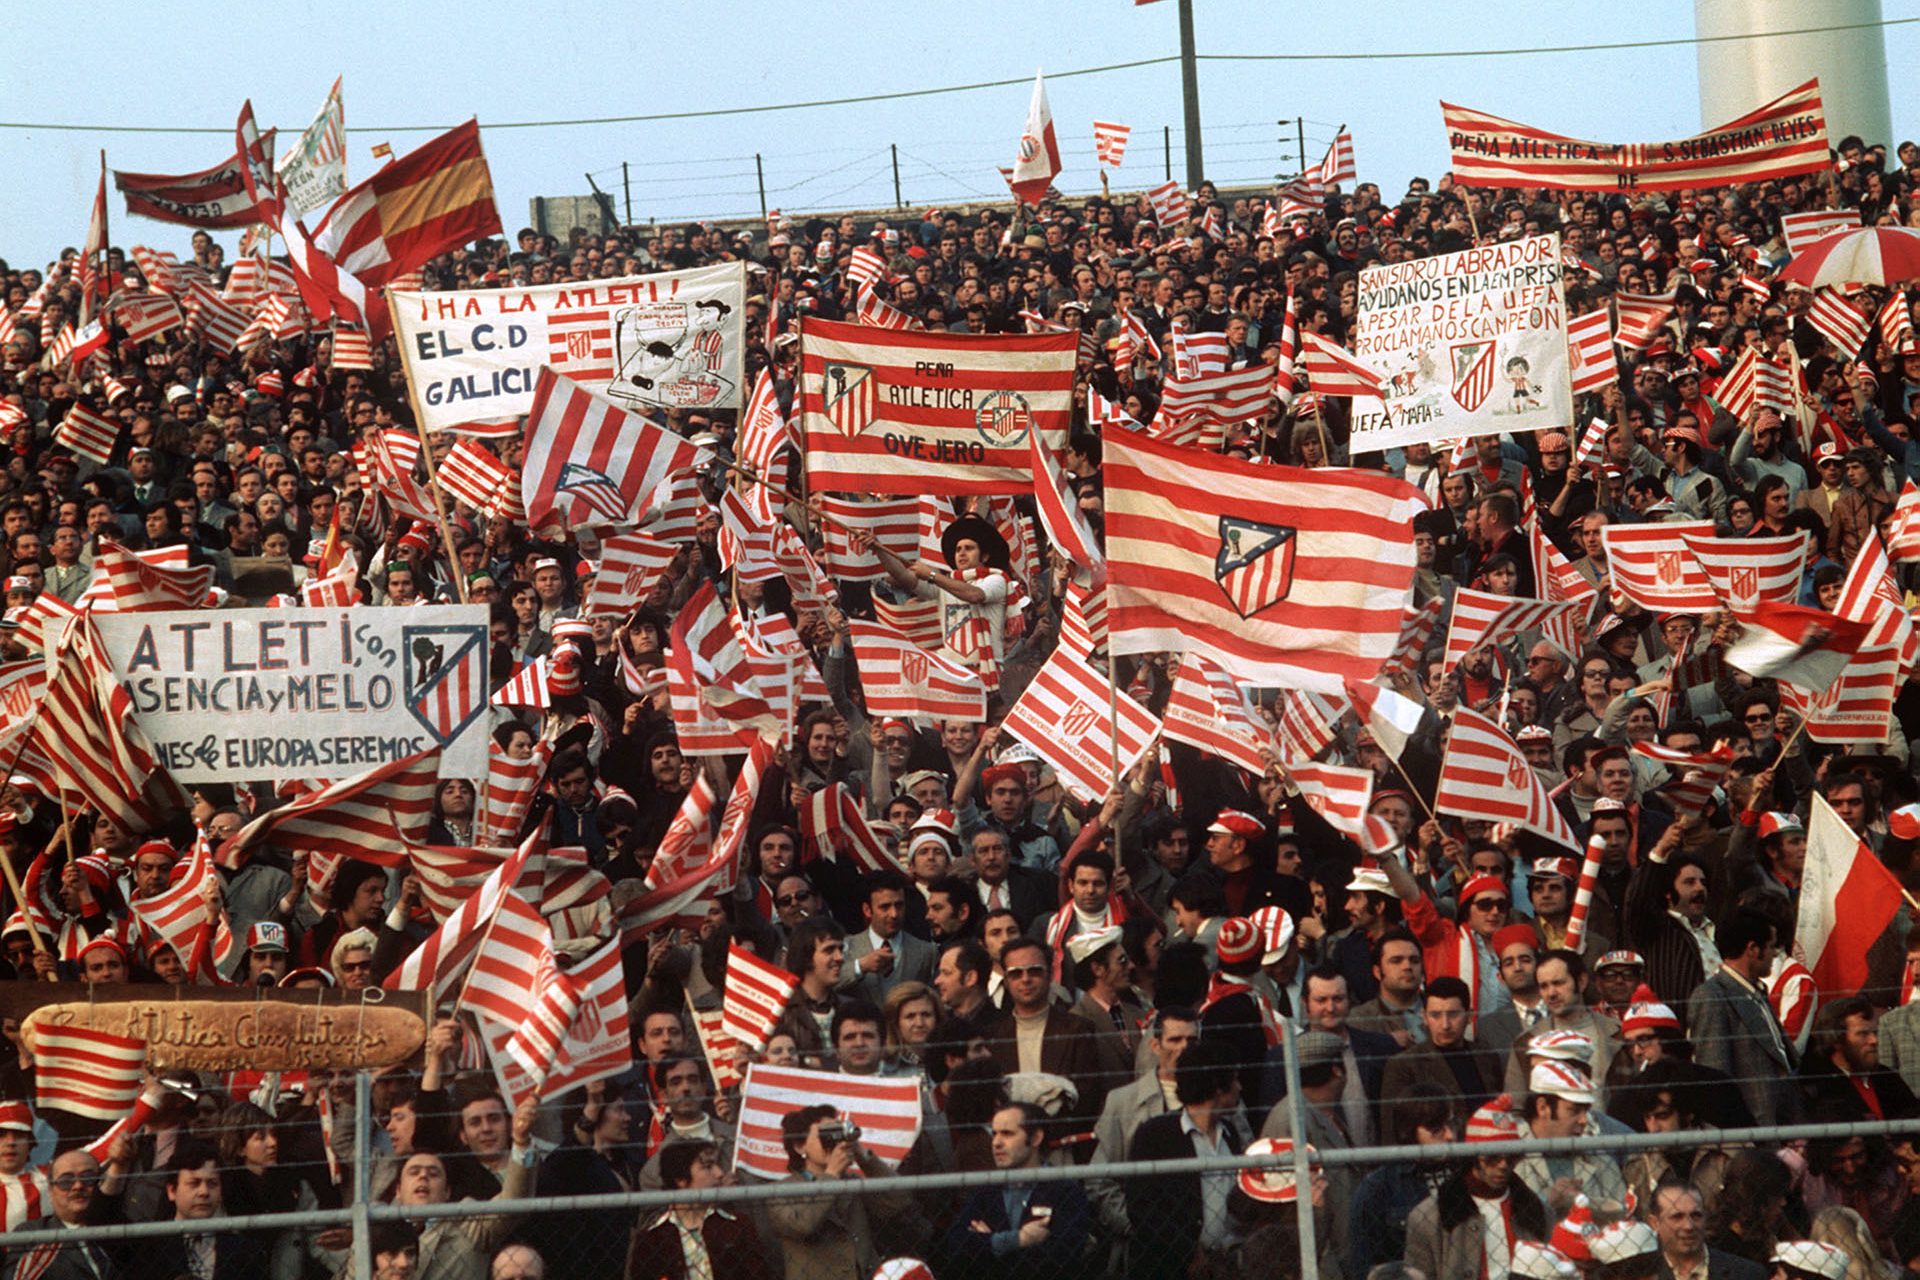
left=1383, top=852, right=1513, bottom=1017
left=4, top=1141, right=138, bottom=1278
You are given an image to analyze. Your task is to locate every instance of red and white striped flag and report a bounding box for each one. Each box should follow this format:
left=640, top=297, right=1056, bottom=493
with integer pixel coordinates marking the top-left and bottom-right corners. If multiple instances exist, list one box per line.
left=330, top=324, right=374, bottom=370
left=1381, top=597, right=1445, bottom=680
left=1106, top=431, right=1423, bottom=695
left=184, top=281, right=251, bottom=353
left=1836, top=531, right=1913, bottom=654
left=1713, top=347, right=1795, bottom=420
left=31, top=1025, right=145, bottom=1121
left=646, top=771, right=718, bottom=892
left=1288, top=762, right=1374, bottom=837
left=1601, top=521, right=1719, bottom=612
left=1001, top=634, right=1161, bottom=803
left=1442, top=588, right=1584, bottom=671
left=582, top=530, right=678, bottom=617
left=81, top=542, right=214, bottom=613
left=1631, top=740, right=1734, bottom=821
left=846, top=247, right=887, bottom=292
left=688, top=1005, right=743, bottom=1093
left=126, top=839, right=217, bottom=966
left=1613, top=291, right=1676, bottom=352
left=1566, top=309, right=1617, bottom=395
left=218, top=749, right=439, bottom=870
left=1678, top=530, right=1808, bottom=610
left=848, top=617, right=986, bottom=723
left=491, top=658, right=551, bottom=711
left=1155, top=363, right=1274, bottom=442
left=1275, top=687, right=1346, bottom=765
left=736, top=368, right=796, bottom=487
left=53, top=404, right=118, bottom=464
left=1781, top=209, right=1860, bottom=257
left=1808, top=288, right=1871, bottom=355
left=522, top=367, right=703, bottom=531
left=1059, top=579, right=1110, bottom=655
left=1170, top=325, right=1230, bottom=379
left=1878, top=294, right=1914, bottom=352
left=853, top=285, right=922, bottom=332
left=501, top=937, right=630, bottom=1104
left=404, top=842, right=505, bottom=926
left=1163, top=654, right=1273, bottom=776
left=733, top=1064, right=923, bottom=1179
left=1030, top=427, right=1104, bottom=580
left=1093, top=121, right=1131, bottom=167
left=437, top=441, right=520, bottom=520
left=872, top=592, right=943, bottom=650
left=1573, top=417, right=1611, bottom=469
left=460, top=890, right=556, bottom=1030
left=1887, top=480, right=1920, bottom=564
left=722, top=943, right=800, bottom=1053
left=1563, top=834, right=1605, bottom=952
left=1146, top=181, right=1191, bottom=226
left=1320, top=131, right=1357, bottom=185
left=1273, top=293, right=1299, bottom=411
left=799, top=782, right=898, bottom=875
left=1784, top=531, right=1914, bottom=742
left=1435, top=707, right=1578, bottom=849
left=1724, top=601, right=1872, bottom=691
left=1300, top=331, right=1387, bottom=398
left=33, top=620, right=175, bottom=834
left=818, top=495, right=920, bottom=581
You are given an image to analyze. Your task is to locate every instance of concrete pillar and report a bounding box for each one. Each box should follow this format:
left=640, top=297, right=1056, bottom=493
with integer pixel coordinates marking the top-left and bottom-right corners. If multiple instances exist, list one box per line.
left=1694, top=0, right=1892, bottom=148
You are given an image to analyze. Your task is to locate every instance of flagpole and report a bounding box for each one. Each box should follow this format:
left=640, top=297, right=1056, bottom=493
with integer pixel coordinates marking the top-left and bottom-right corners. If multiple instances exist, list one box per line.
left=385, top=286, right=470, bottom=605
left=1106, top=647, right=1124, bottom=870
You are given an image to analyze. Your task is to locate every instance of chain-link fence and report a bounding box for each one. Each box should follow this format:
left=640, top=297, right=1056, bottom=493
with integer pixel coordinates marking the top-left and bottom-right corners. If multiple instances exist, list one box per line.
left=6, top=1092, right=1917, bottom=1280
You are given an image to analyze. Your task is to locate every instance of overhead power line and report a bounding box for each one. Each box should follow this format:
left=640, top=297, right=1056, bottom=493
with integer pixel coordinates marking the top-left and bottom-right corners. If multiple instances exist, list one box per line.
left=0, top=16, right=1911, bottom=137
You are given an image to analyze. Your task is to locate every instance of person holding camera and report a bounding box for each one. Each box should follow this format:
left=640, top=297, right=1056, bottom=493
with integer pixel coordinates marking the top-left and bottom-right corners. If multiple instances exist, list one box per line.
left=768, top=1105, right=921, bottom=1280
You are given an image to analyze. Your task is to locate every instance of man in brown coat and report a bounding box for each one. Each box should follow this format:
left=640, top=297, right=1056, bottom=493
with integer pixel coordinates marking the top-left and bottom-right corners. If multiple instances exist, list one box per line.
left=1379, top=976, right=1502, bottom=1143
left=626, top=1141, right=773, bottom=1280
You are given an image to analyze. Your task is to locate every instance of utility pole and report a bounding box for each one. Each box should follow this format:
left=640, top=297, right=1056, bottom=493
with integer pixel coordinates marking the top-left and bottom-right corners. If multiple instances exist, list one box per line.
left=622, top=162, right=632, bottom=226
left=755, top=154, right=767, bottom=220
left=1177, top=0, right=1204, bottom=188
left=891, top=144, right=903, bottom=209
left=1296, top=117, right=1308, bottom=175
left=1164, top=126, right=1173, bottom=182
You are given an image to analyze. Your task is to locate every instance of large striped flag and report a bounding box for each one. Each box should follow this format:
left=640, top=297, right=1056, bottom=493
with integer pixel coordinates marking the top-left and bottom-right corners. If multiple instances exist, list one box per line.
left=1163, top=654, right=1273, bottom=776
left=853, top=285, right=922, bottom=331
left=385, top=822, right=544, bottom=997
left=522, top=366, right=703, bottom=531
left=1001, top=633, right=1161, bottom=803
left=1631, top=740, right=1734, bottom=821
left=1613, top=291, right=1676, bottom=352
left=460, top=891, right=555, bottom=1028
left=1799, top=792, right=1906, bottom=998
left=1300, top=332, right=1387, bottom=398
left=1566, top=308, right=1617, bottom=395
left=1601, top=521, right=1719, bottom=611
left=309, top=118, right=501, bottom=338
left=1781, top=209, right=1861, bottom=257
left=82, top=542, right=215, bottom=613
left=404, top=842, right=507, bottom=926
left=722, top=943, right=800, bottom=1052
left=216, top=749, right=439, bottom=870
left=1029, top=425, right=1104, bottom=579
left=1807, top=288, right=1871, bottom=356
left=817, top=495, right=920, bottom=581
left=1677, top=531, right=1808, bottom=610
left=30, top=1025, right=146, bottom=1121
left=799, top=319, right=1075, bottom=495
left=848, top=618, right=986, bottom=723
left=1783, top=531, right=1912, bottom=743
left=1320, top=130, right=1357, bottom=185
left=1435, top=707, right=1578, bottom=848
left=799, top=782, right=899, bottom=876
left=54, top=404, right=118, bottom=464
left=183, top=282, right=251, bottom=354
left=618, top=736, right=779, bottom=937
left=1156, top=363, right=1276, bottom=437
left=33, top=620, right=175, bottom=834
left=126, top=838, right=217, bottom=965
left=646, top=771, right=718, bottom=892
left=1146, top=181, right=1191, bottom=226
left=437, top=441, right=522, bottom=521
left=1441, top=80, right=1828, bottom=191
left=733, top=1064, right=924, bottom=1179
left=500, top=936, right=631, bottom=1104
left=1288, top=762, right=1374, bottom=837
left=113, top=125, right=276, bottom=229
left=1275, top=688, right=1346, bottom=765
left=1104, top=431, right=1423, bottom=695
left=1442, top=588, right=1584, bottom=671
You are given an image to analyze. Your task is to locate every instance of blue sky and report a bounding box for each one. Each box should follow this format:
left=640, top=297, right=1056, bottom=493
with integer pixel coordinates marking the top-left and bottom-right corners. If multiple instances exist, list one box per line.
left=2, top=1, right=1915, bottom=268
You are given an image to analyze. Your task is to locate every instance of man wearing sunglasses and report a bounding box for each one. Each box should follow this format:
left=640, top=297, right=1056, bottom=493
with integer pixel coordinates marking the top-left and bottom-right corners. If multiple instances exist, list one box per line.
left=4, top=1142, right=136, bottom=1279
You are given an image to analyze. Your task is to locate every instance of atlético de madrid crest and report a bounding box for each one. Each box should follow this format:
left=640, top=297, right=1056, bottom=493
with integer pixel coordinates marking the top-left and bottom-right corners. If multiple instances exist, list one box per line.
left=822, top=362, right=877, bottom=438
left=1215, top=516, right=1298, bottom=619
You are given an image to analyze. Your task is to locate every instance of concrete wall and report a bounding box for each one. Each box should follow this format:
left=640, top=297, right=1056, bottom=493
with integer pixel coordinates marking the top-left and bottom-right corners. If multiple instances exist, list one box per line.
left=1694, top=0, right=1892, bottom=148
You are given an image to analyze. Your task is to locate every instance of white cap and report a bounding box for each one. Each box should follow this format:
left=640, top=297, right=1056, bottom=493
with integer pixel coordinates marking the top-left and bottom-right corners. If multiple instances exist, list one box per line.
left=1773, top=1244, right=1852, bottom=1280
left=1065, top=925, right=1123, bottom=965
left=1510, top=1242, right=1579, bottom=1280
left=1528, top=1029, right=1594, bottom=1065
left=1528, top=1059, right=1596, bottom=1104
left=1589, top=1221, right=1659, bottom=1265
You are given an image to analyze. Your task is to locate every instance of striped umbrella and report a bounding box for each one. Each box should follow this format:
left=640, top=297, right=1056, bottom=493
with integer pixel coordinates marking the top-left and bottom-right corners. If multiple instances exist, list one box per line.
left=1779, top=225, right=1920, bottom=289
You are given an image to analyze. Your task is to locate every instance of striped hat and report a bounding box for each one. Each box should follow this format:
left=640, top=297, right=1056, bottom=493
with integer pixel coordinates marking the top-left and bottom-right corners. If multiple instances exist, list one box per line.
left=872, top=1261, right=935, bottom=1280
left=0, top=1102, right=30, bottom=1133
left=1216, top=917, right=1262, bottom=966
left=548, top=649, right=583, bottom=698
left=1595, top=949, right=1645, bottom=972
left=1511, top=1242, right=1578, bottom=1280
left=1458, top=873, right=1508, bottom=908
left=1621, top=984, right=1682, bottom=1036
left=1529, top=1059, right=1596, bottom=1104
left=1528, top=1030, right=1594, bottom=1064
left=1248, top=906, right=1295, bottom=964
left=1589, top=1220, right=1659, bottom=1265
left=1237, top=1137, right=1317, bottom=1204
left=1772, top=1243, right=1851, bottom=1280
left=1465, top=1094, right=1518, bottom=1142
left=1757, top=811, right=1804, bottom=841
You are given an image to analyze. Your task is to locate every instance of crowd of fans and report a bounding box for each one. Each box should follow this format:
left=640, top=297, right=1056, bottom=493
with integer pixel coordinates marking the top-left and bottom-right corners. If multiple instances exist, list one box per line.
left=0, top=105, right=1918, bottom=1280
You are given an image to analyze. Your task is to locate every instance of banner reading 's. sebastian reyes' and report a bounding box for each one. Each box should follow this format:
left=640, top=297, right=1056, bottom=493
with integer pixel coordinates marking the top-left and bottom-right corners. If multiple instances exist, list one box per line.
left=1443, top=79, right=1828, bottom=192
left=391, top=262, right=747, bottom=435
left=800, top=318, right=1075, bottom=495
left=94, top=606, right=488, bottom=782
left=1349, top=232, right=1570, bottom=453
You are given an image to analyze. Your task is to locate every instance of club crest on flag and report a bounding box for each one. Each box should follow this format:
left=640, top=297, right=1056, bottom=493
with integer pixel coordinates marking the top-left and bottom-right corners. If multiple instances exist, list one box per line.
left=1215, top=516, right=1298, bottom=619
left=1507, top=755, right=1532, bottom=790
left=401, top=624, right=488, bottom=747
left=1019, top=134, right=1042, bottom=164
left=1060, top=699, right=1101, bottom=739
left=1656, top=550, right=1685, bottom=585
left=1451, top=341, right=1496, bottom=412
left=563, top=329, right=595, bottom=362
left=1729, top=565, right=1758, bottom=604
left=555, top=462, right=631, bottom=523
left=823, top=362, right=877, bottom=437
left=900, top=649, right=929, bottom=686
left=974, top=390, right=1033, bottom=445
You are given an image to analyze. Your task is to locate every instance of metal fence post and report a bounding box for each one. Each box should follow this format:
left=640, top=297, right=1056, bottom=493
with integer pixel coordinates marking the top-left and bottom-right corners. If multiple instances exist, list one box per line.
left=1280, top=1020, right=1318, bottom=1280
left=351, top=1071, right=372, bottom=1280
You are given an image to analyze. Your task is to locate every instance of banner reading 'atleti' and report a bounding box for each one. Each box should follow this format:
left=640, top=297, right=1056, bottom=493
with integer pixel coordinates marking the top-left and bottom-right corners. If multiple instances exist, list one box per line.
left=1443, top=79, right=1828, bottom=192
left=391, top=262, right=747, bottom=435
left=800, top=319, right=1075, bottom=495
left=1349, top=232, right=1570, bottom=452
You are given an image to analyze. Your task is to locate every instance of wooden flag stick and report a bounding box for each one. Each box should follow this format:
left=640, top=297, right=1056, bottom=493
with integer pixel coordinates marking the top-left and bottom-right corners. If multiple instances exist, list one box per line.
left=385, top=286, right=470, bottom=605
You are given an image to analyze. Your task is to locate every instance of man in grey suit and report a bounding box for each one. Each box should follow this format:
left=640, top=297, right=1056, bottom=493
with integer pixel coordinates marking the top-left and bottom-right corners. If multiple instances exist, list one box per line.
left=1651, top=1180, right=1766, bottom=1280
left=839, top=869, right=936, bottom=1004
left=1474, top=924, right=1551, bottom=1062
left=1687, top=908, right=1798, bottom=1127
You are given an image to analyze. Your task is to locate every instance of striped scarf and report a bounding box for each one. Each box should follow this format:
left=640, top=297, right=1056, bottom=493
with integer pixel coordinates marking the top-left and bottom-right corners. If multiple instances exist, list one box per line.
left=1198, top=971, right=1283, bottom=1047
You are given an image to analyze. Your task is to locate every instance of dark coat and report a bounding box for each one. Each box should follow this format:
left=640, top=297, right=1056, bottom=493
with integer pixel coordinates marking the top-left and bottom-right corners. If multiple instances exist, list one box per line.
left=1124, top=1110, right=1246, bottom=1280
left=626, top=1206, right=775, bottom=1280
left=980, top=1004, right=1109, bottom=1120
left=942, top=1177, right=1091, bottom=1280
left=1800, top=1052, right=1920, bottom=1123
left=123, top=1228, right=271, bottom=1280
left=1259, top=1024, right=1402, bottom=1113
left=1657, top=1247, right=1769, bottom=1280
